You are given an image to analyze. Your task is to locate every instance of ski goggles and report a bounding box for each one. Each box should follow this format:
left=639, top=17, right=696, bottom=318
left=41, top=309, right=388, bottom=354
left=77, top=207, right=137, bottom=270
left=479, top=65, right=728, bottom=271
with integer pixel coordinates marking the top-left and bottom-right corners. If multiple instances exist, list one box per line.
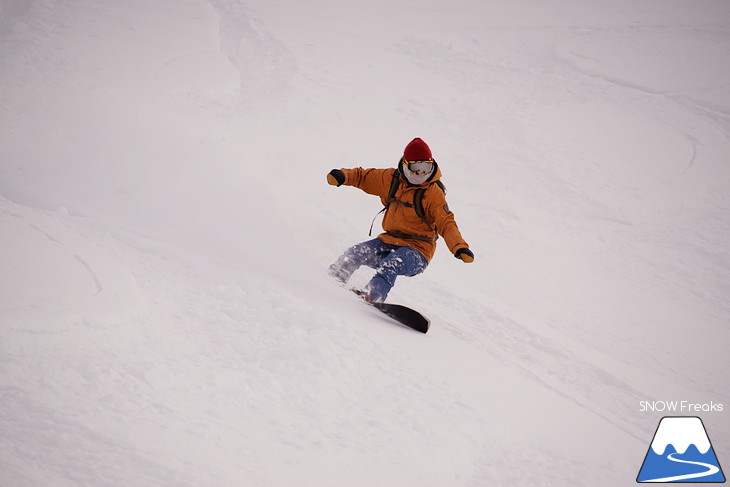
left=403, top=158, right=435, bottom=175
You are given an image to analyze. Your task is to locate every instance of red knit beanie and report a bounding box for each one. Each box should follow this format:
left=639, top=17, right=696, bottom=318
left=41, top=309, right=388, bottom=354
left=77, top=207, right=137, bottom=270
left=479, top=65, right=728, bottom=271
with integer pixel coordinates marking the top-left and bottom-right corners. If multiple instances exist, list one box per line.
left=403, top=137, right=433, bottom=161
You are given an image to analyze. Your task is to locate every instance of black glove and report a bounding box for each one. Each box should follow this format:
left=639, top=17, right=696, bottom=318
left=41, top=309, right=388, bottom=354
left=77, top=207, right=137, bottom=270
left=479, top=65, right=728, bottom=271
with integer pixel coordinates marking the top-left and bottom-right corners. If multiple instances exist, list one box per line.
left=455, top=248, right=474, bottom=263
left=327, top=169, right=345, bottom=187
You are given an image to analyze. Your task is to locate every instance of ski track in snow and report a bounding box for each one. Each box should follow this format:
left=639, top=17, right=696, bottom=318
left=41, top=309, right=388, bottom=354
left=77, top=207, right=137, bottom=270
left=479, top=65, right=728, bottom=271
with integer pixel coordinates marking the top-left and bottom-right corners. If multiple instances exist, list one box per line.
left=1, top=1, right=729, bottom=486
left=643, top=453, right=720, bottom=483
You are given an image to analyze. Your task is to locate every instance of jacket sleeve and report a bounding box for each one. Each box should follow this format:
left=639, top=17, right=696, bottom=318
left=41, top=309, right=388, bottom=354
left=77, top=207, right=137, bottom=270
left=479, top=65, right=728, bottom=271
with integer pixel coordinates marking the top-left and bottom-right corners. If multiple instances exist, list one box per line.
left=340, top=167, right=393, bottom=203
left=426, top=188, right=469, bottom=255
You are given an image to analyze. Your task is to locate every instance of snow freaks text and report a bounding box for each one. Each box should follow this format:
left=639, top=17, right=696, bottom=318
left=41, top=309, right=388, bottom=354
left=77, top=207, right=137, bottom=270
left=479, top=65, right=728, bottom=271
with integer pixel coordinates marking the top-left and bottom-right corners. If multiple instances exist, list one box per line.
left=639, top=401, right=724, bottom=413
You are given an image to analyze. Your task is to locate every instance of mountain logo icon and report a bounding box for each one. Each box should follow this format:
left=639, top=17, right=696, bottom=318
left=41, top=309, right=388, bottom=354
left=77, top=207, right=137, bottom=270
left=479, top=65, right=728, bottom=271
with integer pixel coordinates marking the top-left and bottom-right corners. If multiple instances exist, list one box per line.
left=637, top=416, right=726, bottom=483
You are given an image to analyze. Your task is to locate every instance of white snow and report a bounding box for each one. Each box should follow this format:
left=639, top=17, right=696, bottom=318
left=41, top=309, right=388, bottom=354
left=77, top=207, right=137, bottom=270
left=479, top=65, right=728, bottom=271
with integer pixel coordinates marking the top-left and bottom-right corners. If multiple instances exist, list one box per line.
left=650, top=417, right=712, bottom=455
left=1, top=0, right=729, bottom=486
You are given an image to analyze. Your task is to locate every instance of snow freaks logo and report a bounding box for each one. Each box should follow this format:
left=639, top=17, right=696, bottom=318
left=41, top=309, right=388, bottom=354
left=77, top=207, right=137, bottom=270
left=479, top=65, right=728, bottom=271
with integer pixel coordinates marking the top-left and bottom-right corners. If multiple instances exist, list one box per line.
left=637, top=416, right=726, bottom=483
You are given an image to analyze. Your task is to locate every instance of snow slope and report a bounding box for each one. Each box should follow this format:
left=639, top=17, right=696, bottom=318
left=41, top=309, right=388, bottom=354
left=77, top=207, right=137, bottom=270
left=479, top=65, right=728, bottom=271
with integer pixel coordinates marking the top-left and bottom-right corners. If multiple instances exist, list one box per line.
left=1, top=0, right=729, bottom=485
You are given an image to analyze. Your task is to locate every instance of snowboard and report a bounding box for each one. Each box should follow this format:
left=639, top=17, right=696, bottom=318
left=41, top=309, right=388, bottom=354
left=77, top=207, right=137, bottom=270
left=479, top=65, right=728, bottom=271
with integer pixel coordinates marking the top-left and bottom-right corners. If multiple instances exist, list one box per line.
left=370, top=301, right=430, bottom=334
left=351, top=290, right=430, bottom=333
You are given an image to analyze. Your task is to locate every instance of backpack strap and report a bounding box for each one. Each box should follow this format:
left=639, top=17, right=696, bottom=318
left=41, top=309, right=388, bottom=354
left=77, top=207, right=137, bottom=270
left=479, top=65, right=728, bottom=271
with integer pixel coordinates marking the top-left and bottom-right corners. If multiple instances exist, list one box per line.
left=386, top=169, right=401, bottom=207
left=412, top=186, right=437, bottom=237
left=413, top=188, right=427, bottom=221
left=414, top=180, right=446, bottom=238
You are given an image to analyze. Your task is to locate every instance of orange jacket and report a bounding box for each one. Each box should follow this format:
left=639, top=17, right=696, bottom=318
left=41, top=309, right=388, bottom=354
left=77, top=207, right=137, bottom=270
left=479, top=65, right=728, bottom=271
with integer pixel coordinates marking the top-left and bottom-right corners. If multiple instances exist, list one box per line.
left=340, top=165, right=469, bottom=262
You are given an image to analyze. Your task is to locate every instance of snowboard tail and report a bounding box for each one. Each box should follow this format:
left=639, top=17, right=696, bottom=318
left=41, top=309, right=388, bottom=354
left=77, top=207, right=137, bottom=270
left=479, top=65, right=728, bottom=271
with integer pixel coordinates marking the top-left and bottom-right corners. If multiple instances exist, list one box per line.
left=370, top=302, right=430, bottom=334
left=350, top=288, right=430, bottom=333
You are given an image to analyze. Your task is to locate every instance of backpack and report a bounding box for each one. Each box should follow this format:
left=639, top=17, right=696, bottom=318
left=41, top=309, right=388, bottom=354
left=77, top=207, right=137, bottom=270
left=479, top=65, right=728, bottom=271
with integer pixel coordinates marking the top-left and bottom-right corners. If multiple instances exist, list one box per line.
left=368, top=169, right=446, bottom=242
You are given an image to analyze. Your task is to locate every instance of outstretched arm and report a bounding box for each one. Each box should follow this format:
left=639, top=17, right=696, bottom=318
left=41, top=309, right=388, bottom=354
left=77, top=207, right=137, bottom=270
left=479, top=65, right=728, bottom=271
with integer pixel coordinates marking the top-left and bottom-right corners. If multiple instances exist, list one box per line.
left=326, top=167, right=394, bottom=202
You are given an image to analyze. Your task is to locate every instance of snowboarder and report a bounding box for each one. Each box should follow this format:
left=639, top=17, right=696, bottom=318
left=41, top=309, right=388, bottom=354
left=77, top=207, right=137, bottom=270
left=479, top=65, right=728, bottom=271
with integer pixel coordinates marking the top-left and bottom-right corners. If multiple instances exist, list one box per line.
left=327, top=137, right=474, bottom=303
